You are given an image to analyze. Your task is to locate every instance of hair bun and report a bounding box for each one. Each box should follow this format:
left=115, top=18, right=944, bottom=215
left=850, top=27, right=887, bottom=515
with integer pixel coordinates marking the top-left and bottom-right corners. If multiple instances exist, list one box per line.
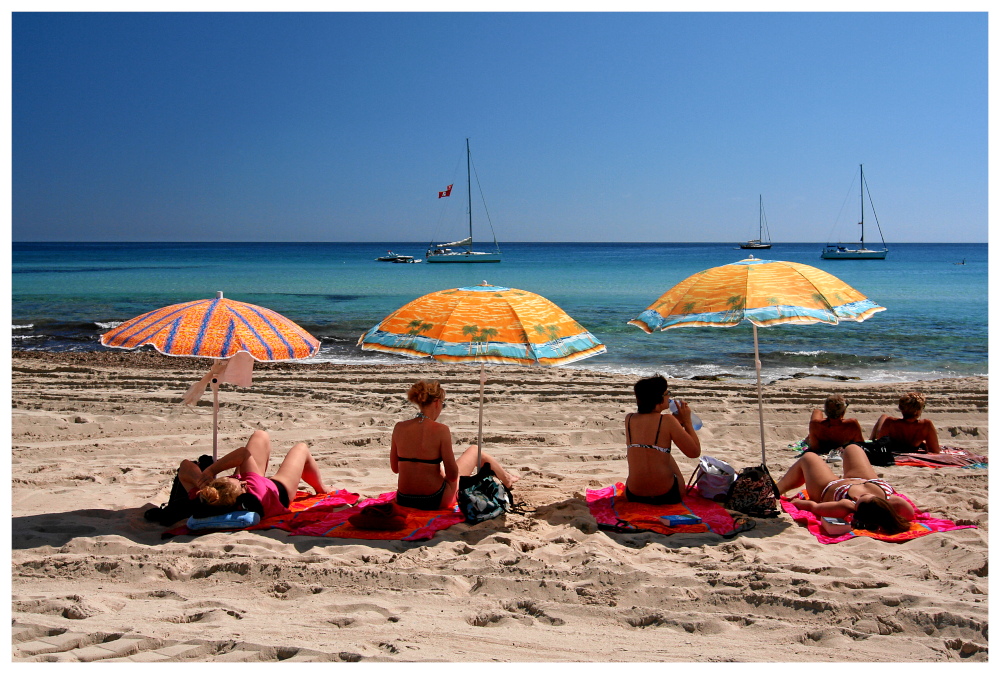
left=407, top=379, right=444, bottom=406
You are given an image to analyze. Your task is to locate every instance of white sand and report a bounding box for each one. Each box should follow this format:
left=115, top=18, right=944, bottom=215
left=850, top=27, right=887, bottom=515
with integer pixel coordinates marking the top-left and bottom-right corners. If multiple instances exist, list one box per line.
left=10, top=352, right=988, bottom=662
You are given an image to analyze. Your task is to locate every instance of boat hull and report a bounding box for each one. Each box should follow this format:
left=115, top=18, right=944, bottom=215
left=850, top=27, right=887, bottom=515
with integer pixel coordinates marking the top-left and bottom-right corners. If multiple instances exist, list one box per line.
left=821, top=246, right=887, bottom=260
left=740, top=242, right=771, bottom=250
left=426, top=251, right=501, bottom=263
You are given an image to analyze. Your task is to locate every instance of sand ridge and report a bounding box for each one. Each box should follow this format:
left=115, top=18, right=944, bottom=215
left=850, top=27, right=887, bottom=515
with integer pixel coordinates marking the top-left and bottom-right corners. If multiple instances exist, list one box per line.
left=10, top=351, right=988, bottom=662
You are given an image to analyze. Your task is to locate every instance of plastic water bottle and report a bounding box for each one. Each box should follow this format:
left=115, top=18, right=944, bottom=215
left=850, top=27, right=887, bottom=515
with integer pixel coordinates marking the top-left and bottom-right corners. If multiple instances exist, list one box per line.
left=669, top=399, right=703, bottom=430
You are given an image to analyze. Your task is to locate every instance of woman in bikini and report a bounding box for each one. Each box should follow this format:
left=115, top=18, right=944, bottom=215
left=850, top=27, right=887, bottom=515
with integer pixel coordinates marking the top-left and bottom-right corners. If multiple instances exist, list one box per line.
left=178, top=430, right=328, bottom=519
left=805, top=394, right=864, bottom=452
left=776, top=443, right=915, bottom=534
left=870, top=391, right=941, bottom=453
left=391, top=380, right=518, bottom=511
left=623, top=375, right=701, bottom=504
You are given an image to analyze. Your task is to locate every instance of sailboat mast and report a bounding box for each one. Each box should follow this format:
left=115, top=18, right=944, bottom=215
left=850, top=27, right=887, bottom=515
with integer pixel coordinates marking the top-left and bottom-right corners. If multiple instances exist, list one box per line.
left=859, top=163, right=865, bottom=247
left=466, top=138, right=473, bottom=251
left=758, top=194, right=763, bottom=239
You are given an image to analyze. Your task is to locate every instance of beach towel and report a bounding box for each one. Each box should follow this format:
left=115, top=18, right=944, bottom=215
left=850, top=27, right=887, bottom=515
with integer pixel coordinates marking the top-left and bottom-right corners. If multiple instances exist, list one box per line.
left=780, top=491, right=976, bottom=544
left=586, top=482, right=738, bottom=536
left=788, top=439, right=987, bottom=469
left=259, top=490, right=465, bottom=541
left=162, top=488, right=360, bottom=539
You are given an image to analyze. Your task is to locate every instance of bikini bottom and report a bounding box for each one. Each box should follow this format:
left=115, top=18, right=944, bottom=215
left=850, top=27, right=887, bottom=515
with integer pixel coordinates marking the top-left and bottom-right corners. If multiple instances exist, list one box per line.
left=395, top=480, right=447, bottom=511
left=625, top=478, right=682, bottom=505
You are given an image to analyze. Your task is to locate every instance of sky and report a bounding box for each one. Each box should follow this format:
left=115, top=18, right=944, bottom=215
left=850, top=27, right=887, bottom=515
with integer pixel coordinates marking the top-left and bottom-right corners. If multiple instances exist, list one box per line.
left=9, top=10, right=990, bottom=243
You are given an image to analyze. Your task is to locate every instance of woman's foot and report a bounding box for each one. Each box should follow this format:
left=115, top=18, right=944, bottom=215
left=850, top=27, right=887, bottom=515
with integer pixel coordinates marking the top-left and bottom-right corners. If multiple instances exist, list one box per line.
left=496, top=468, right=520, bottom=489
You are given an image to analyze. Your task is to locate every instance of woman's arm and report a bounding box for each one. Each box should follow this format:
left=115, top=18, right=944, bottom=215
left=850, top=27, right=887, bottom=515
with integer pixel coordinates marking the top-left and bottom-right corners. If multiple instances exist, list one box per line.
left=792, top=498, right=855, bottom=518
left=847, top=419, right=865, bottom=443
left=922, top=420, right=941, bottom=453
left=180, top=446, right=253, bottom=491
left=389, top=426, right=400, bottom=474
left=667, top=403, right=701, bottom=458
left=439, top=427, right=459, bottom=484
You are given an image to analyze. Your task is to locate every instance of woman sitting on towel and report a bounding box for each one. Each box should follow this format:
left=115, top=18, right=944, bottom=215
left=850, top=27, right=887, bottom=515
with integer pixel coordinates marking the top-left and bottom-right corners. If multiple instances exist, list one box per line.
left=178, top=430, right=328, bottom=519
left=391, top=380, right=518, bottom=511
left=776, top=443, right=915, bottom=534
left=624, top=375, right=701, bottom=504
left=805, top=394, right=865, bottom=452
left=870, top=391, right=941, bottom=453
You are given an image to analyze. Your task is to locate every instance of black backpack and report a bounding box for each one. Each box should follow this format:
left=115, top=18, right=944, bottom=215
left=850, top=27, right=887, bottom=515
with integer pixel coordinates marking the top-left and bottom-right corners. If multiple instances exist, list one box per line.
left=143, top=455, right=214, bottom=525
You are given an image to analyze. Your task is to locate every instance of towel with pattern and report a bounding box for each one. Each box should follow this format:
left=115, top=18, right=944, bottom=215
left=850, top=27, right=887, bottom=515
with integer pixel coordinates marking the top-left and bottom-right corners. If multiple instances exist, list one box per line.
left=586, top=482, right=737, bottom=536
left=780, top=491, right=976, bottom=544
left=788, top=439, right=987, bottom=469
left=260, top=490, right=465, bottom=541
left=163, top=488, right=360, bottom=539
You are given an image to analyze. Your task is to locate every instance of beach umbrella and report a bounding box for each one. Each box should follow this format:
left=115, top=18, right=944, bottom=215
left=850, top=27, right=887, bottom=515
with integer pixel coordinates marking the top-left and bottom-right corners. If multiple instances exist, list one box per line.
left=358, top=281, right=606, bottom=468
left=100, top=291, right=320, bottom=458
left=628, top=257, right=884, bottom=464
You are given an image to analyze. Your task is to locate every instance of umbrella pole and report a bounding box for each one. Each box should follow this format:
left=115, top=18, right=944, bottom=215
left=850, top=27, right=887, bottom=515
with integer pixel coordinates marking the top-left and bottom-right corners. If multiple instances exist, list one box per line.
left=476, top=364, right=485, bottom=472
left=211, top=377, right=220, bottom=461
left=752, top=323, right=766, bottom=466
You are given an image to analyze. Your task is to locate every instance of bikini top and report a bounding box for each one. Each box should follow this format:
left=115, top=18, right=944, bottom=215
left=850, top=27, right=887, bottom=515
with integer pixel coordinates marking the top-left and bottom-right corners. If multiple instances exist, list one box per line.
left=822, top=477, right=896, bottom=502
left=397, top=455, right=442, bottom=465
left=625, top=413, right=671, bottom=454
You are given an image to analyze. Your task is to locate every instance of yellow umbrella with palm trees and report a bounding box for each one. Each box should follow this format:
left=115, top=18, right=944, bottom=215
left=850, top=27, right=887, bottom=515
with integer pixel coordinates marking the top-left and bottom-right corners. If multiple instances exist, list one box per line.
left=359, top=282, right=606, bottom=466
left=629, top=257, right=885, bottom=464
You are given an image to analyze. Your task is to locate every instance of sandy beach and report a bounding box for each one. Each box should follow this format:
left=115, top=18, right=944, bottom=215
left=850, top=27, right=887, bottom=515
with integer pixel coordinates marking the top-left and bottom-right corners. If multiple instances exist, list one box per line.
left=10, top=351, right=988, bottom=662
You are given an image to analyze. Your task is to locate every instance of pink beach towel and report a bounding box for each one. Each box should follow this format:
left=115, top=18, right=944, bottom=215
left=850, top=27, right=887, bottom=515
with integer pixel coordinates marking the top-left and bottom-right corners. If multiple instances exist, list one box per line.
left=780, top=491, right=976, bottom=544
left=586, top=482, right=737, bottom=536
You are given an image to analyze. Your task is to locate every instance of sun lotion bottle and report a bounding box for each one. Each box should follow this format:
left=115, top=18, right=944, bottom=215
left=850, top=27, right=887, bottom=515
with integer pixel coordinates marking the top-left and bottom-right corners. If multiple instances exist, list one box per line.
left=669, top=399, right=703, bottom=430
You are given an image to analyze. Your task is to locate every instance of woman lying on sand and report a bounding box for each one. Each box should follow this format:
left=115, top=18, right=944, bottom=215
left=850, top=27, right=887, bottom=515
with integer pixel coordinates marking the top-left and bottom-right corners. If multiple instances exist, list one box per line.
left=806, top=394, right=864, bottom=452
left=776, top=443, right=915, bottom=534
left=870, top=391, right=941, bottom=453
left=623, top=375, right=701, bottom=504
left=178, top=430, right=328, bottom=518
left=391, top=380, right=518, bottom=511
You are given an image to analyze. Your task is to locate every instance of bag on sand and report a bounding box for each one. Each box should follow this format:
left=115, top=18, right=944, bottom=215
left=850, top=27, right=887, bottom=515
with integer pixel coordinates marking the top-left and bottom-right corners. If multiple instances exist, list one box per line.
left=686, top=456, right=736, bottom=501
left=859, top=437, right=896, bottom=467
left=457, top=462, right=512, bottom=524
left=144, top=454, right=214, bottom=525
left=724, top=464, right=780, bottom=518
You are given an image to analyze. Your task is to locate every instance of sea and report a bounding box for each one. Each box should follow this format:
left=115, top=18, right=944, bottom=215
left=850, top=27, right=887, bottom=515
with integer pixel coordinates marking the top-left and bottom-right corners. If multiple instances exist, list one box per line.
left=11, top=242, right=988, bottom=384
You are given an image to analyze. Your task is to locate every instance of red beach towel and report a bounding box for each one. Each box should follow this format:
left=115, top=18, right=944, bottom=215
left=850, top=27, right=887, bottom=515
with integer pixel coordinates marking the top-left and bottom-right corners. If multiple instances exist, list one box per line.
left=586, top=482, right=736, bottom=536
left=780, top=491, right=976, bottom=544
left=260, top=490, right=464, bottom=541
left=892, top=447, right=987, bottom=468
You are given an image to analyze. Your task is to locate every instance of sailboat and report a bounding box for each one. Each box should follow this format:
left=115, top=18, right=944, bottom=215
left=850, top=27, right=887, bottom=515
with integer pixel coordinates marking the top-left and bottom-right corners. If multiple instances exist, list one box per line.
left=426, top=139, right=502, bottom=263
left=821, top=164, right=888, bottom=260
left=740, top=195, right=772, bottom=250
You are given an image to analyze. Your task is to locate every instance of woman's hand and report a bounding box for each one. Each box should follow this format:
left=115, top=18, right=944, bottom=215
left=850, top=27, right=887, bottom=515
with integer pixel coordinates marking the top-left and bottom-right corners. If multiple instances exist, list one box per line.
left=195, top=466, right=216, bottom=490
left=790, top=498, right=815, bottom=513
left=673, top=399, right=693, bottom=427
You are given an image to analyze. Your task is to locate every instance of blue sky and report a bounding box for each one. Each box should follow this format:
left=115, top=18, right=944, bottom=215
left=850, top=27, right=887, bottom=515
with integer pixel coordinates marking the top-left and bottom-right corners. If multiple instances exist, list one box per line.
left=11, top=11, right=988, bottom=243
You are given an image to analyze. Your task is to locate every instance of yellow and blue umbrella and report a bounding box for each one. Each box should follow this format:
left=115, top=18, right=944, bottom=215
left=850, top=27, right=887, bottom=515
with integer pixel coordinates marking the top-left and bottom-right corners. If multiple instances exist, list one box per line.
left=101, top=291, right=320, bottom=458
left=629, top=258, right=885, bottom=464
left=359, top=282, right=606, bottom=465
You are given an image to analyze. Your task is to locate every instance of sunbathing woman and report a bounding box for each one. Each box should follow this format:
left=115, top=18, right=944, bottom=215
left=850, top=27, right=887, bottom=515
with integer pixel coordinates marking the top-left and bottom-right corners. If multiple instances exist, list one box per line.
left=776, top=443, right=915, bottom=534
left=624, top=375, right=701, bottom=504
left=391, top=380, right=518, bottom=511
left=806, top=394, right=864, bottom=452
left=177, top=430, right=328, bottom=519
left=870, top=391, right=941, bottom=453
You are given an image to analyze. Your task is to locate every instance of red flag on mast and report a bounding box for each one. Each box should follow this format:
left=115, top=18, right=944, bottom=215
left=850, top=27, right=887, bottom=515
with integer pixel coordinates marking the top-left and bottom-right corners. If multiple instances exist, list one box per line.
left=438, top=184, right=453, bottom=198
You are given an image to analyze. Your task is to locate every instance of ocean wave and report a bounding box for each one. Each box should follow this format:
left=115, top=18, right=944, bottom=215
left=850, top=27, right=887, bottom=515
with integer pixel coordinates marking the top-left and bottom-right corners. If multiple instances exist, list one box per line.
left=12, top=324, right=33, bottom=330
left=95, top=321, right=123, bottom=329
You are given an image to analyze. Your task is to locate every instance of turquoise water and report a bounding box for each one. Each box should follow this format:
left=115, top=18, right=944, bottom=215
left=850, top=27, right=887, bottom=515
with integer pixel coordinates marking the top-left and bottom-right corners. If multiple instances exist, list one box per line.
left=11, top=241, right=988, bottom=383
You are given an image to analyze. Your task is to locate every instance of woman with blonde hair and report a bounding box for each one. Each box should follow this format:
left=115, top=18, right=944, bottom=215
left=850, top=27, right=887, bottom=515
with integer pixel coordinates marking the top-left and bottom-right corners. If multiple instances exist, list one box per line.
left=391, top=380, right=518, bottom=510
left=177, top=430, right=328, bottom=518
left=870, top=391, right=941, bottom=453
left=776, top=443, right=915, bottom=535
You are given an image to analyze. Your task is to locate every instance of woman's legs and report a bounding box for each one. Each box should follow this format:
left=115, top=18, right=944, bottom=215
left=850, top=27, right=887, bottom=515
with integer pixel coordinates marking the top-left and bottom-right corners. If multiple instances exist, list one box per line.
left=455, top=446, right=520, bottom=488
left=776, top=452, right=837, bottom=499
left=270, top=443, right=328, bottom=496
left=840, top=443, right=878, bottom=480
left=241, top=430, right=273, bottom=475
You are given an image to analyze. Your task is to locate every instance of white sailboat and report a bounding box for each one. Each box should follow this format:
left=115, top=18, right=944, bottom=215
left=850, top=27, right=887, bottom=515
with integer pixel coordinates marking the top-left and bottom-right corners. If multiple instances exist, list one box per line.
left=740, top=195, right=772, bottom=250
left=821, top=164, right=888, bottom=260
left=426, top=139, right=502, bottom=263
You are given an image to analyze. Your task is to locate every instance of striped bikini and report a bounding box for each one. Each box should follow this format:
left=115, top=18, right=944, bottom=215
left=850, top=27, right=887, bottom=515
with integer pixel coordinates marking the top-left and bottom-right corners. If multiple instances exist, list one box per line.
left=820, top=477, right=896, bottom=502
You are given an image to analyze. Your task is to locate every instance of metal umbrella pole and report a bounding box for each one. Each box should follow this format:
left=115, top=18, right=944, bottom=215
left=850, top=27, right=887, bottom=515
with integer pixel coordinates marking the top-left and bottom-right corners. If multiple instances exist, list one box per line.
left=752, top=323, right=766, bottom=466
left=476, top=364, right=486, bottom=471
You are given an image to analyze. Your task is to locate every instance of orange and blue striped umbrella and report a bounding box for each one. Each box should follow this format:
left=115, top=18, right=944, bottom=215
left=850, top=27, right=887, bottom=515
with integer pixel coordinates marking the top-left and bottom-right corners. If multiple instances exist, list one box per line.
left=629, top=257, right=885, bottom=333
left=100, top=292, right=320, bottom=361
left=629, top=258, right=884, bottom=466
left=358, top=282, right=606, bottom=366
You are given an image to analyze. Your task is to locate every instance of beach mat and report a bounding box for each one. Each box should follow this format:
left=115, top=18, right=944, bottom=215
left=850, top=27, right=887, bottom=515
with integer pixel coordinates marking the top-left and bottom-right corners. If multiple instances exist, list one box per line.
left=586, top=482, right=737, bottom=536
left=261, top=490, right=465, bottom=541
left=163, top=488, right=360, bottom=539
left=788, top=440, right=987, bottom=469
left=780, top=491, right=976, bottom=544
